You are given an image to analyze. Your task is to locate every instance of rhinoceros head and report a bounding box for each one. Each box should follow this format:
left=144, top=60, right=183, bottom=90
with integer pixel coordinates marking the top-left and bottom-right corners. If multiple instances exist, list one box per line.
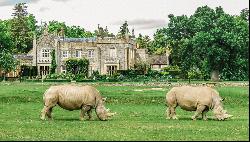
left=213, top=99, right=233, bottom=120
left=95, top=97, right=116, bottom=121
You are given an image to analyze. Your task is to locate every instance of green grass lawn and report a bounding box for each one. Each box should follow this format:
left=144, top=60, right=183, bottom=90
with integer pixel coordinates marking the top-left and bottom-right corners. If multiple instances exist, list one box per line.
left=0, top=82, right=249, bottom=141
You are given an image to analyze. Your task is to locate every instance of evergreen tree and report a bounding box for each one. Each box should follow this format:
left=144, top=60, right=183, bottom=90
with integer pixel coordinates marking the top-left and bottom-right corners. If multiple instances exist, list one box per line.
left=10, top=3, right=36, bottom=53
left=117, top=21, right=129, bottom=38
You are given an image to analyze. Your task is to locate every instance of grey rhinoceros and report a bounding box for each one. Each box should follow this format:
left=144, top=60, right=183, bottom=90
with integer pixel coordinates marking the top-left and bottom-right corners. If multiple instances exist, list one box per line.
left=165, top=86, right=233, bottom=121
left=40, top=85, right=116, bottom=121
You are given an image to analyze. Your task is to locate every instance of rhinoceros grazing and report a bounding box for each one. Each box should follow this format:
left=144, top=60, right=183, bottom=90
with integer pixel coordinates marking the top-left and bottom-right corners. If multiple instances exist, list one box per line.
left=40, top=85, right=116, bottom=121
left=165, top=86, right=233, bottom=121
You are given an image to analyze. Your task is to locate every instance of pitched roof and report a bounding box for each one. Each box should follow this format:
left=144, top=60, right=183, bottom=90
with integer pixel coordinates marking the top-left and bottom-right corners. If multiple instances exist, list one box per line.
left=60, top=37, right=97, bottom=42
left=148, top=55, right=168, bottom=65
left=14, top=54, right=33, bottom=60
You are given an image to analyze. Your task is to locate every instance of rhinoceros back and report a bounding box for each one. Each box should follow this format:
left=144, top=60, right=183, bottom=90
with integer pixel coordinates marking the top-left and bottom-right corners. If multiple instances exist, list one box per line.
left=44, top=85, right=101, bottom=111
left=166, top=86, right=215, bottom=111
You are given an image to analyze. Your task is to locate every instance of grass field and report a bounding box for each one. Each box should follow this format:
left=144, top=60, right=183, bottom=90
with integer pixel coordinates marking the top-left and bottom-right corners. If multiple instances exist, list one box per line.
left=0, top=82, right=249, bottom=141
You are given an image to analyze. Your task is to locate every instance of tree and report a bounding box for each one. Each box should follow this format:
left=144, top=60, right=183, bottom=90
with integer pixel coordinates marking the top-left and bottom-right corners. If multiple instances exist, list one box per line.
left=165, top=6, right=249, bottom=81
left=150, top=28, right=169, bottom=55
left=134, top=61, right=150, bottom=75
left=47, top=20, right=67, bottom=35
left=94, top=24, right=109, bottom=38
left=0, top=20, right=12, bottom=51
left=117, top=21, right=129, bottom=38
left=10, top=3, right=36, bottom=53
left=46, top=20, right=95, bottom=38
left=0, top=49, right=17, bottom=81
left=240, top=8, right=249, bottom=22
left=65, top=58, right=89, bottom=78
left=135, top=34, right=154, bottom=55
left=0, top=20, right=16, bottom=81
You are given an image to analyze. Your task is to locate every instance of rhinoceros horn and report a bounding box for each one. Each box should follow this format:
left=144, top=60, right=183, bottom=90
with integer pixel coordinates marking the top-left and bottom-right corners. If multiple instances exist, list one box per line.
left=215, top=109, right=233, bottom=120
left=222, top=110, right=233, bottom=119
left=106, top=108, right=117, bottom=117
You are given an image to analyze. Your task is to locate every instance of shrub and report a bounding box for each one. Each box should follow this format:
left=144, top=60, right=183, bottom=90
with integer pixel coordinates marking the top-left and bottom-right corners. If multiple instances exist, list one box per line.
left=65, top=58, right=89, bottom=78
left=162, top=65, right=181, bottom=78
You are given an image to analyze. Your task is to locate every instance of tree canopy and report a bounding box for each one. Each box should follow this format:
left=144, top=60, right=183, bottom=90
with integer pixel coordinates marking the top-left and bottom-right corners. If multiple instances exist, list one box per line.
left=10, top=3, right=37, bottom=53
left=0, top=20, right=17, bottom=80
left=117, top=21, right=129, bottom=39
left=164, top=6, right=249, bottom=81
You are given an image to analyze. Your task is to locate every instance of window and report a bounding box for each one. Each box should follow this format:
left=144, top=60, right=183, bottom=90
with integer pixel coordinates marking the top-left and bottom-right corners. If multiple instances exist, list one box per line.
left=42, top=49, right=50, bottom=58
left=107, top=65, right=117, bottom=76
left=76, top=50, right=81, bottom=58
left=40, top=66, right=50, bottom=75
left=109, top=48, right=116, bottom=58
left=88, top=50, right=94, bottom=58
left=62, top=51, right=68, bottom=58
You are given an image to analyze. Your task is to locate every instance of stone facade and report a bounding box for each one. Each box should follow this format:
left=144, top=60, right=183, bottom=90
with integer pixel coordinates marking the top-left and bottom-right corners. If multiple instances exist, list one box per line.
left=30, top=27, right=137, bottom=76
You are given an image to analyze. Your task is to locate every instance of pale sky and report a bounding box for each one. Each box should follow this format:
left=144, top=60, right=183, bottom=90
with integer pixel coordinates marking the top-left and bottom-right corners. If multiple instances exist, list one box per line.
left=0, top=0, right=249, bottom=38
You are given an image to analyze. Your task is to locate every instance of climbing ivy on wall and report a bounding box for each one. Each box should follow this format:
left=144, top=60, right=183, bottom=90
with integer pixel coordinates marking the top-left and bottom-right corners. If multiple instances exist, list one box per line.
left=50, top=49, right=57, bottom=74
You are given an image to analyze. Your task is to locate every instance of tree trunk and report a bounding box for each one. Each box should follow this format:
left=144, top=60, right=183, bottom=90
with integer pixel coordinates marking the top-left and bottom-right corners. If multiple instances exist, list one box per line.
left=211, top=70, right=220, bottom=82
left=3, top=72, right=6, bottom=82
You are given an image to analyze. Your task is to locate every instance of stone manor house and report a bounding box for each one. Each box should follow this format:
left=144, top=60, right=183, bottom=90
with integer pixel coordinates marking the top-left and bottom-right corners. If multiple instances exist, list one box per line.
left=3, top=26, right=170, bottom=78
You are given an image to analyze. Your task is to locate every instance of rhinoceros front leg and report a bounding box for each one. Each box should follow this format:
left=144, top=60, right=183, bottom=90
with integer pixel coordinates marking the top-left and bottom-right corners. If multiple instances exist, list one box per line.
left=202, top=108, right=209, bottom=121
left=165, top=107, right=171, bottom=119
left=192, top=105, right=206, bottom=120
left=40, top=106, right=54, bottom=120
left=80, top=105, right=91, bottom=121
left=166, top=106, right=178, bottom=119
left=87, top=109, right=93, bottom=120
left=40, top=106, right=47, bottom=120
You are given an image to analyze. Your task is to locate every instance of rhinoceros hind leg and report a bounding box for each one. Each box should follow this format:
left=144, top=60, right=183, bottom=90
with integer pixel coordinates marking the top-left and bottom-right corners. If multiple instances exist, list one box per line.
left=192, top=105, right=206, bottom=120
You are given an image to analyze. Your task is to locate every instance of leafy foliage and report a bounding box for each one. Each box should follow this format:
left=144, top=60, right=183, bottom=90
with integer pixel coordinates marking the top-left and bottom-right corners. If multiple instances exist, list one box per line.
left=65, top=58, right=89, bottom=78
left=50, top=49, right=57, bottom=74
left=94, top=24, right=114, bottom=38
left=134, top=61, right=150, bottom=75
left=117, top=21, right=129, bottom=38
left=164, top=6, right=249, bottom=81
left=10, top=3, right=37, bottom=53
left=44, top=20, right=95, bottom=38
left=0, top=49, right=17, bottom=80
left=0, top=20, right=16, bottom=81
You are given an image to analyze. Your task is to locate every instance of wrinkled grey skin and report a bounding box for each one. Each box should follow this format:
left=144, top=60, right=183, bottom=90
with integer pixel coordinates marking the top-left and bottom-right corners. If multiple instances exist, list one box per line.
left=40, top=85, right=116, bottom=121
left=165, top=86, right=233, bottom=121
